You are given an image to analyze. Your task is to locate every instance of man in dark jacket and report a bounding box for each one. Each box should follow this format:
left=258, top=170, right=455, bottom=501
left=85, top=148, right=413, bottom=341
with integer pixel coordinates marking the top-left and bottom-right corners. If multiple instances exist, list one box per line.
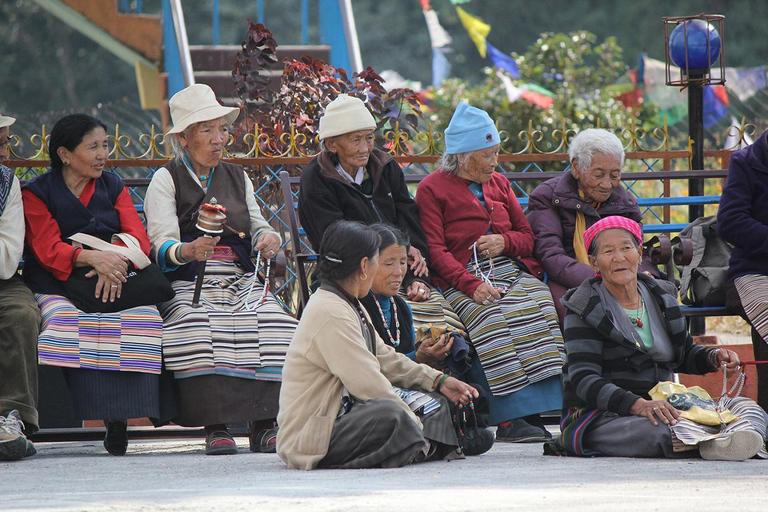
left=527, top=128, right=658, bottom=320
left=299, top=94, right=431, bottom=300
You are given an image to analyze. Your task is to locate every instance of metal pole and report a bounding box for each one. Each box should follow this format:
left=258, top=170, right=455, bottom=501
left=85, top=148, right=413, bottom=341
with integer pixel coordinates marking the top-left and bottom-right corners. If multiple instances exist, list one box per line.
left=302, top=0, right=309, bottom=45
left=257, top=0, right=265, bottom=24
left=688, top=72, right=705, bottom=222
left=339, top=0, right=363, bottom=73
left=212, top=0, right=220, bottom=45
left=170, top=0, right=195, bottom=87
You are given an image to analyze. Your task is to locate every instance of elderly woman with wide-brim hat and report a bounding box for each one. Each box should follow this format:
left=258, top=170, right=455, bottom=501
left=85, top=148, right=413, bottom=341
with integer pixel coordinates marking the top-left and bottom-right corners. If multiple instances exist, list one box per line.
left=144, top=84, right=298, bottom=456
left=416, top=103, right=565, bottom=443
left=298, top=94, right=465, bottom=352
left=527, top=129, right=659, bottom=322
left=556, top=216, right=768, bottom=460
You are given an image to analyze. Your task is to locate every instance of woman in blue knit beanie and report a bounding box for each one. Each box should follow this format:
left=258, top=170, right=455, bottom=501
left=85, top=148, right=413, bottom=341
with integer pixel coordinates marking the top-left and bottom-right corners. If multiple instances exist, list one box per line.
left=416, top=103, right=564, bottom=443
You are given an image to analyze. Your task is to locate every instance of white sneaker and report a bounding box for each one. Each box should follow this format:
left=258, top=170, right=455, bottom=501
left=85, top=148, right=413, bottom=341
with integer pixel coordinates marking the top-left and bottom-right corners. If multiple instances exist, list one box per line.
left=0, top=410, right=29, bottom=461
left=699, top=430, right=763, bottom=461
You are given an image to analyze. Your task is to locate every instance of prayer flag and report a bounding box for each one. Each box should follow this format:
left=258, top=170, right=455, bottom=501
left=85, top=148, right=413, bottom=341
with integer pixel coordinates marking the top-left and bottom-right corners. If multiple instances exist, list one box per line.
left=423, top=9, right=452, bottom=48
left=724, top=66, right=767, bottom=102
left=432, top=47, right=452, bottom=87
left=486, top=42, right=519, bottom=78
left=456, top=6, right=490, bottom=58
left=449, top=0, right=473, bottom=4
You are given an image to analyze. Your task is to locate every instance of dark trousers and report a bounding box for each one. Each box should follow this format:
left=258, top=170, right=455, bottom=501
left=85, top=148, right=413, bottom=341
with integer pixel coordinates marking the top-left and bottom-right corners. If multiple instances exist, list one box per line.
left=0, top=276, right=41, bottom=433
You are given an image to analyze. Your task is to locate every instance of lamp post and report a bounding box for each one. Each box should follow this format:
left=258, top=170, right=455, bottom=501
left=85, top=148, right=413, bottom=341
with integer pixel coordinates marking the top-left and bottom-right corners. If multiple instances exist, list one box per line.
left=664, top=15, right=725, bottom=222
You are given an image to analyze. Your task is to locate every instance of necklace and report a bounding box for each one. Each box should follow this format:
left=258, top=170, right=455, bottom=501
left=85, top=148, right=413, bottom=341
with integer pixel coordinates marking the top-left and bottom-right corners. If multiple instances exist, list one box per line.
left=374, top=297, right=400, bottom=347
left=625, top=297, right=646, bottom=328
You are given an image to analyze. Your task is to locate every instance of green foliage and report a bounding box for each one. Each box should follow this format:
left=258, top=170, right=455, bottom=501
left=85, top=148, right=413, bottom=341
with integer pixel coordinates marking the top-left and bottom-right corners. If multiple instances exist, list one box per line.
left=428, top=31, right=659, bottom=154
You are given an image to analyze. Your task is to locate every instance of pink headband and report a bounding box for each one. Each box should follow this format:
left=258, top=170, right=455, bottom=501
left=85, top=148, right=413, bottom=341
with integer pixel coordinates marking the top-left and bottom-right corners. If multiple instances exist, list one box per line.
left=583, top=216, right=643, bottom=253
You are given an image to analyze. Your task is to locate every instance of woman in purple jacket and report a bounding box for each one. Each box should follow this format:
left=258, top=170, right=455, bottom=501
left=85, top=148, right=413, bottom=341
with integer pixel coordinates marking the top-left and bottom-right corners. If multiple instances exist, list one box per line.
left=527, top=129, right=658, bottom=321
left=718, top=128, right=768, bottom=412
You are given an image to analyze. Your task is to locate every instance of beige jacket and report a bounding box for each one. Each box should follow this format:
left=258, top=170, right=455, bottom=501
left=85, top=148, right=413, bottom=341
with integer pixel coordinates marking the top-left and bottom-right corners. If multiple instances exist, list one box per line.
left=277, top=287, right=442, bottom=470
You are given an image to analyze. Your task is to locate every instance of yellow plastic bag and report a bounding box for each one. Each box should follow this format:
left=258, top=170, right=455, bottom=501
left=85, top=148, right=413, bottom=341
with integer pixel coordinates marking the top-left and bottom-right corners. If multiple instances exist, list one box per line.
left=649, top=381, right=739, bottom=426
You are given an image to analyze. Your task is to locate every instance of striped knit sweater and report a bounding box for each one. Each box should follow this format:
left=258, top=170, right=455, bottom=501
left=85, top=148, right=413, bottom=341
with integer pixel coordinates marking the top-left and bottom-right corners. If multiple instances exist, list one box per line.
left=560, top=273, right=717, bottom=415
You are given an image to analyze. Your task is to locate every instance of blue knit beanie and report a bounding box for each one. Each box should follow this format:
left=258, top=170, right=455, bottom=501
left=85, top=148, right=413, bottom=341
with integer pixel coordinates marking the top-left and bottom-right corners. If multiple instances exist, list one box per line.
left=444, top=102, right=500, bottom=155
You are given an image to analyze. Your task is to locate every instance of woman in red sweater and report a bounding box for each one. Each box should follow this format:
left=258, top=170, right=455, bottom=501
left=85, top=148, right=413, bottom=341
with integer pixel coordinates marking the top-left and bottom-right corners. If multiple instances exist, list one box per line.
left=416, top=103, right=565, bottom=443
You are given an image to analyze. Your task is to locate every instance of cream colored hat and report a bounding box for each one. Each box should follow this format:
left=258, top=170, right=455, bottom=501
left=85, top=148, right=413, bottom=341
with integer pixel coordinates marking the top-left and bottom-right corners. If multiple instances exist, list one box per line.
left=166, top=84, right=240, bottom=135
left=0, top=113, right=16, bottom=129
left=318, top=94, right=376, bottom=140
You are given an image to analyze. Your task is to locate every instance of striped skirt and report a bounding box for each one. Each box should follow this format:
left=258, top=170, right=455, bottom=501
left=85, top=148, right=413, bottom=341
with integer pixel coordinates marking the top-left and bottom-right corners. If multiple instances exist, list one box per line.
left=734, top=274, right=768, bottom=340
left=159, top=260, right=298, bottom=381
left=36, top=294, right=163, bottom=374
left=401, top=286, right=466, bottom=334
left=671, top=396, right=768, bottom=457
left=444, top=256, right=565, bottom=396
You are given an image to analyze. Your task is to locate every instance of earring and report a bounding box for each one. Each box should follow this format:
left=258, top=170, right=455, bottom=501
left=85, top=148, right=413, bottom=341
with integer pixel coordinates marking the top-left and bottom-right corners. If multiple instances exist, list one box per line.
left=63, top=161, right=69, bottom=166
left=360, top=273, right=368, bottom=281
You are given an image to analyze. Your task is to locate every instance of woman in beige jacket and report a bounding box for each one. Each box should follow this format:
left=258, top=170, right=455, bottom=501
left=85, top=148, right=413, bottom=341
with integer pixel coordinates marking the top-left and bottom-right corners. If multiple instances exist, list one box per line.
left=277, top=221, right=478, bottom=470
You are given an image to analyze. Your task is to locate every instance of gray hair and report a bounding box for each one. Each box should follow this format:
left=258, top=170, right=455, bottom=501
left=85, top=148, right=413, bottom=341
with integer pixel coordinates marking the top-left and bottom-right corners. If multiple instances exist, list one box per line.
left=438, top=152, right=471, bottom=174
left=569, top=128, right=625, bottom=171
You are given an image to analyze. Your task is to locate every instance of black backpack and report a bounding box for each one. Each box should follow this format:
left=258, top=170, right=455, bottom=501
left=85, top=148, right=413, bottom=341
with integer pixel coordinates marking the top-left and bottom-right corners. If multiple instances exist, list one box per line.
left=676, top=215, right=732, bottom=307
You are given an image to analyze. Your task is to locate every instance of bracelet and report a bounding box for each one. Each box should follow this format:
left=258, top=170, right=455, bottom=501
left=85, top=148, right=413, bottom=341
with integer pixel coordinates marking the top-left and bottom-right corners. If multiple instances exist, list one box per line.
left=708, top=348, right=722, bottom=369
left=435, top=373, right=449, bottom=392
left=175, top=243, right=191, bottom=264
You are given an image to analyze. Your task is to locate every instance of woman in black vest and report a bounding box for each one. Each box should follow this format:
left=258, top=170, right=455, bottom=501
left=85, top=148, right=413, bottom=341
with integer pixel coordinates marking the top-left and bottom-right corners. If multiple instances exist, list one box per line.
left=144, top=84, right=298, bottom=456
left=22, top=114, right=173, bottom=456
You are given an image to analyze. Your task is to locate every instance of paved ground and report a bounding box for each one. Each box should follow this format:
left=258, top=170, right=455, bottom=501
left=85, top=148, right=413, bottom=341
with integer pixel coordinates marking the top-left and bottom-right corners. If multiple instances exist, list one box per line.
left=3, top=434, right=768, bottom=512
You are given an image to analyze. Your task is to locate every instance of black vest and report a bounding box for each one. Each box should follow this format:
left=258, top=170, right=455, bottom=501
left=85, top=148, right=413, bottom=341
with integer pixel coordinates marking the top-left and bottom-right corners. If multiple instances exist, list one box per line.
left=23, top=170, right=124, bottom=294
left=164, top=159, right=254, bottom=281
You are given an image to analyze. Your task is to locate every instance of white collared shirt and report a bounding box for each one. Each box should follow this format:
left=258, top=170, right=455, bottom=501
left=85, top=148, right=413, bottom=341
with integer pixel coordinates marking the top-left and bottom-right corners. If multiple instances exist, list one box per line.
left=336, top=163, right=365, bottom=185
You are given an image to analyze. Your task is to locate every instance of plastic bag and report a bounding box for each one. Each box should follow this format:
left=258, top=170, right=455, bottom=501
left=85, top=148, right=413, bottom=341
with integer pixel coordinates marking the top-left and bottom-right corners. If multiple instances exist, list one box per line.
left=648, top=381, right=739, bottom=426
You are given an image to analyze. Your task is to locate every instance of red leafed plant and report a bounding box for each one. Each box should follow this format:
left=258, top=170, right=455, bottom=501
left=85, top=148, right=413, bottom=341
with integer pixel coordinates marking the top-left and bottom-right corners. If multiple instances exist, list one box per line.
left=232, top=20, right=423, bottom=155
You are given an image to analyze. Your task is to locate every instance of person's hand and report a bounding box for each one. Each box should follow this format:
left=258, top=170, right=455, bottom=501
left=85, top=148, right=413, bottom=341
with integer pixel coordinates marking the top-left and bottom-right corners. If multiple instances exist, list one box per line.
left=476, top=234, right=505, bottom=258
left=416, top=334, right=454, bottom=367
left=407, top=246, right=429, bottom=277
left=181, top=235, right=221, bottom=262
left=437, top=376, right=479, bottom=408
left=406, top=281, right=431, bottom=302
left=714, top=348, right=741, bottom=377
left=472, top=282, right=503, bottom=305
left=255, top=232, right=281, bottom=259
left=80, top=250, right=129, bottom=302
left=629, top=398, right=680, bottom=426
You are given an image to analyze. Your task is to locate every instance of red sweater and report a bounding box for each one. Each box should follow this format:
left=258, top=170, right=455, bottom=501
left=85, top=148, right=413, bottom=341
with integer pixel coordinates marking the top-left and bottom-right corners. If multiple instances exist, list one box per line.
left=415, top=169, right=542, bottom=297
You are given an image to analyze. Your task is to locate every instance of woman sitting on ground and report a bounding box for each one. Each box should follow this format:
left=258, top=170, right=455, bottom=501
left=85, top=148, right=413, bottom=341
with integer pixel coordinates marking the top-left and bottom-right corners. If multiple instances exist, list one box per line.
left=557, top=216, right=767, bottom=460
left=22, top=114, right=174, bottom=456
left=526, top=128, right=658, bottom=321
left=144, top=84, right=298, bottom=456
left=278, top=221, right=478, bottom=470
left=416, top=102, right=564, bottom=444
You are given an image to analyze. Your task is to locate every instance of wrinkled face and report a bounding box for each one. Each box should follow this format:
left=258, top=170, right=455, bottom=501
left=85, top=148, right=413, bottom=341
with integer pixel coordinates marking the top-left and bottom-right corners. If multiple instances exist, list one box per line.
left=572, top=152, right=622, bottom=204
left=326, top=129, right=375, bottom=172
left=459, top=145, right=500, bottom=184
left=589, top=228, right=642, bottom=288
left=371, top=244, right=408, bottom=297
left=0, top=127, right=10, bottom=160
left=58, top=127, right=109, bottom=180
left=180, top=117, right=229, bottom=174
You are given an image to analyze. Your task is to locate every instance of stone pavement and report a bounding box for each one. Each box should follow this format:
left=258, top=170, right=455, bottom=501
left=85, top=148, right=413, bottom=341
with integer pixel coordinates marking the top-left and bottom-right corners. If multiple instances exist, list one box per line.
left=2, top=435, right=767, bottom=512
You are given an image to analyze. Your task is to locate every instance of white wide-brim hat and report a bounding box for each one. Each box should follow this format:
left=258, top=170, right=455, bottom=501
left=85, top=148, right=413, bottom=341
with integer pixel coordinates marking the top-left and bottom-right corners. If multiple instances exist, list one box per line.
left=166, top=84, right=240, bottom=135
left=0, top=113, right=16, bottom=129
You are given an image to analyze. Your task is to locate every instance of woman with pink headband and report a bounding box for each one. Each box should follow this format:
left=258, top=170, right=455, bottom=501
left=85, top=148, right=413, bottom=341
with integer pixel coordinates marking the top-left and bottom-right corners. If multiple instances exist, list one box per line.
left=555, top=216, right=768, bottom=460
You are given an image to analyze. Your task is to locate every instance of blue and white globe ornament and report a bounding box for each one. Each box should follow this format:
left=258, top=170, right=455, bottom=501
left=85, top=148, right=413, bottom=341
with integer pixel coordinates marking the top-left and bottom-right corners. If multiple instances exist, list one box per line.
left=669, top=20, right=721, bottom=71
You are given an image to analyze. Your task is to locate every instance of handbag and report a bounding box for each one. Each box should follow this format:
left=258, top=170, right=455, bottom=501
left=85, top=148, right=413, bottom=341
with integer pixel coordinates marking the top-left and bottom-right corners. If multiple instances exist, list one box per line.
left=453, top=399, right=495, bottom=456
left=63, top=233, right=175, bottom=313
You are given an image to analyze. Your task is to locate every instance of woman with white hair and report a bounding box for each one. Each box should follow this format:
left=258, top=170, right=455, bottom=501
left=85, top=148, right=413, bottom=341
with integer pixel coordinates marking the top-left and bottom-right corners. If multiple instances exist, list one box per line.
left=144, top=84, right=298, bottom=456
left=527, top=128, right=659, bottom=321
